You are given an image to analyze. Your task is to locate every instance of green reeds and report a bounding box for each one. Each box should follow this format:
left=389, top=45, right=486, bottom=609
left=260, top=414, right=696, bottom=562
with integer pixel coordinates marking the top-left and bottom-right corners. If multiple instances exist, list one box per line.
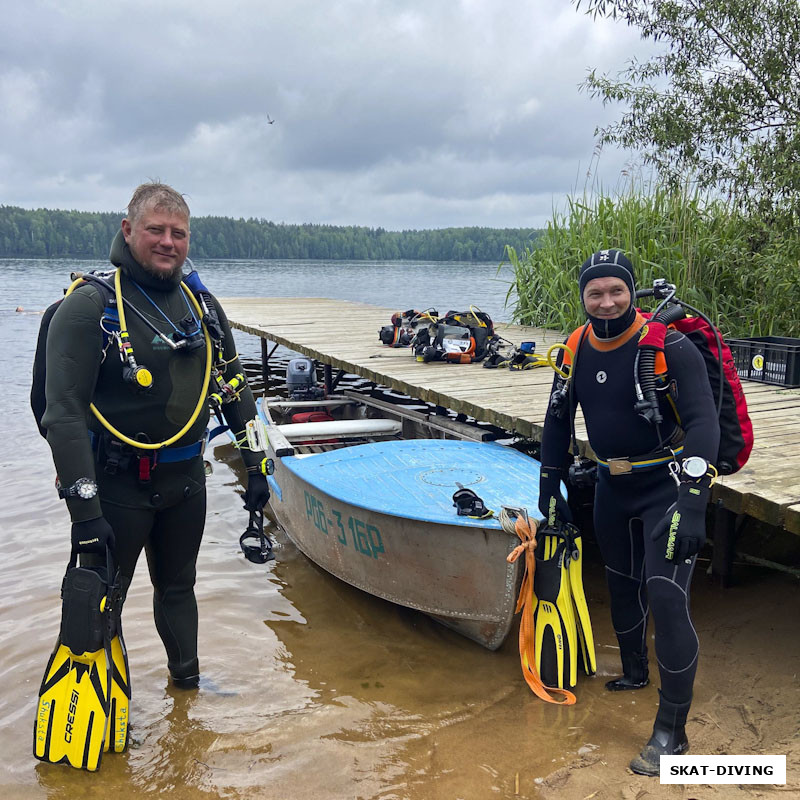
left=506, top=184, right=800, bottom=337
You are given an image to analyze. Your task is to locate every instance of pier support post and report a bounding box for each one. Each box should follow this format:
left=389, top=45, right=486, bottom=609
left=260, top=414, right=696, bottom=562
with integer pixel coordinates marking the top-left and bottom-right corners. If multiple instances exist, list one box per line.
left=260, top=338, right=269, bottom=398
left=710, top=501, right=741, bottom=587
left=260, top=339, right=280, bottom=399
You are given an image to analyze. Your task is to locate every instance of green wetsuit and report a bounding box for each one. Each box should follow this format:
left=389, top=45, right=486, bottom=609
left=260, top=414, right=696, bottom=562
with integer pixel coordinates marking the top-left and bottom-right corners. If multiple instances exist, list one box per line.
left=42, top=230, right=264, bottom=678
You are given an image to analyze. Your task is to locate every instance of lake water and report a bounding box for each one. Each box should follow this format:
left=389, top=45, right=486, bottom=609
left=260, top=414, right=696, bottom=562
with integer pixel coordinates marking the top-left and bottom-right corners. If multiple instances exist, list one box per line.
left=2, top=257, right=793, bottom=799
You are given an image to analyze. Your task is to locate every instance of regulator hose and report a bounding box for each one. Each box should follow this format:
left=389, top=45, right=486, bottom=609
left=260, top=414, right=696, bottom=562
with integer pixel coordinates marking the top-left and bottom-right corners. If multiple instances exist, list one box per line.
left=635, top=347, right=662, bottom=425
left=635, top=304, right=686, bottom=426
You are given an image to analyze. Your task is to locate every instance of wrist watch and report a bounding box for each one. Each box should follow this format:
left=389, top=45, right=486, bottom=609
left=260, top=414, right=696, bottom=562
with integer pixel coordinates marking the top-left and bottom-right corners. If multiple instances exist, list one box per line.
left=681, top=456, right=710, bottom=480
left=57, top=477, right=98, bottom=500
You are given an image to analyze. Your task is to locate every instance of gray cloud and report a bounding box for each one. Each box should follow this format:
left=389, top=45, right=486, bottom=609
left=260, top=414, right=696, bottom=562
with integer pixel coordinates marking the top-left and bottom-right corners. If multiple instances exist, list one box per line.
left=1, top=0, right=650, bottom=228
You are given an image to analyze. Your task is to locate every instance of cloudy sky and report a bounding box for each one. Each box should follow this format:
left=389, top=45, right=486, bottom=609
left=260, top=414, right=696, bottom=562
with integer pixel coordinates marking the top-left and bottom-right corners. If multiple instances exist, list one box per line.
left=2, top=0, right=650, bottom=229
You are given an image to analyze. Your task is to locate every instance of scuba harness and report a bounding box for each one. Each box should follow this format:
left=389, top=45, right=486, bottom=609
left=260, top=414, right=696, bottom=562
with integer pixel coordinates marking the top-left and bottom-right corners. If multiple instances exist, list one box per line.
left=378, top=305, right=554, bottom=371
left=66, top=265, right=213, bottom=451
left=548, top=315, right=686, bottom=486
left=34, top=261, right=277, bottom=559
left=47, top=261, right=251, bottom=454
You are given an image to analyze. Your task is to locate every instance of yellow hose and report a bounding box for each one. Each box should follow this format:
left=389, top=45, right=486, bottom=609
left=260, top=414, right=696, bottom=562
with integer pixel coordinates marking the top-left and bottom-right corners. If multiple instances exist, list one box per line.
left=546, top=343, right=573, bottom=379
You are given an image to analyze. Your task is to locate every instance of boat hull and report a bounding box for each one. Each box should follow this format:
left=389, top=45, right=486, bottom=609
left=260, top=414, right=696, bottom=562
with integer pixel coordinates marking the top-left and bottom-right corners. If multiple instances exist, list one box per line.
left=266, top=438, right=542, bottom=650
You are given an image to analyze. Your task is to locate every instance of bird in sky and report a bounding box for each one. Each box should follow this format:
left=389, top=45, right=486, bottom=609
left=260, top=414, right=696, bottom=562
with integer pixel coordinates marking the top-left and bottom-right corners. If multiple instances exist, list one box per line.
left=267, top=115, right=275, bottom=125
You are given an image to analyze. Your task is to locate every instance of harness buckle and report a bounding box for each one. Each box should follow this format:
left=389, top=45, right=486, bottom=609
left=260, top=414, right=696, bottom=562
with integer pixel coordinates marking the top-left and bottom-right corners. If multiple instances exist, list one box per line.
left=607, top=458, right=633, bottom=476
left=103, top=438, right=128, bottom=475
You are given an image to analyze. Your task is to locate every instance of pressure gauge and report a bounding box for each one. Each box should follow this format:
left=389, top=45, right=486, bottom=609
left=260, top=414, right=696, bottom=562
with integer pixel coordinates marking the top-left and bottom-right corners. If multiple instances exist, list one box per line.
left=681, top=457, right=710, bottom=479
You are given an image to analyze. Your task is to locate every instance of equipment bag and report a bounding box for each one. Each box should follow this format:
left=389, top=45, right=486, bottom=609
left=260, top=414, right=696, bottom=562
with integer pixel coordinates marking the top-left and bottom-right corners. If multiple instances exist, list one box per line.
left=378, top=309, right=437, bottom=348
left=414, top=308, right=496, bottom=364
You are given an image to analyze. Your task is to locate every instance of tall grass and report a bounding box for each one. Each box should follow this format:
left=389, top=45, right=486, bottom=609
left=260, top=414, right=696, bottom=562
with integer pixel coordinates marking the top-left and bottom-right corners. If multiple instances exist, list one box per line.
left=506, top=185, right=800, bottom=337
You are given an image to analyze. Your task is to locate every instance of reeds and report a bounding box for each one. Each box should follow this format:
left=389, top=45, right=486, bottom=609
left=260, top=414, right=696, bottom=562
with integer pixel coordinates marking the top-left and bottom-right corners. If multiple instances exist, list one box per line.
left=506, top=183, right=800, bottom=337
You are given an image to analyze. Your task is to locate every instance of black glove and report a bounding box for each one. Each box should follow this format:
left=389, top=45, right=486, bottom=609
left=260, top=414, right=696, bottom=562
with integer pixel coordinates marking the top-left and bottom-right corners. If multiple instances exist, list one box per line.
left=538, top=466, right=572, bottom=527
left=71, top=516, right=115, bottom=556
left=243, top=473, right=270, bottom=512
left=651, top=483, right=709, bottom=561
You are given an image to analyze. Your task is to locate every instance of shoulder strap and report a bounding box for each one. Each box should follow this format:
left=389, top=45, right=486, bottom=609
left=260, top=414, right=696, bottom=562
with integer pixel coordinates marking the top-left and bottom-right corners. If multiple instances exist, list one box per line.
left=563, top=325, right=590, bottom=368
left=31, top=271, right=119, bottom=438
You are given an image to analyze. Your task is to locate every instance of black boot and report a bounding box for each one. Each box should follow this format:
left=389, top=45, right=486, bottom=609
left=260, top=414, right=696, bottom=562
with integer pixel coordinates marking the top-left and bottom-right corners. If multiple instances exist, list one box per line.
left=605, top=651, right=650, bottom=691
left=169, top=657, right=200, bottom=689
left=629, top=691, right=691, bottom=776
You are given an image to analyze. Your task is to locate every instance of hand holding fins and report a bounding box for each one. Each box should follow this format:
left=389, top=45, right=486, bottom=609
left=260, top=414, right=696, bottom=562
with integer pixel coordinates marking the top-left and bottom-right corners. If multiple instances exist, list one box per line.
left=33, top=547, right=130, bottom=771
left=508, top=515, right=596, bottom=698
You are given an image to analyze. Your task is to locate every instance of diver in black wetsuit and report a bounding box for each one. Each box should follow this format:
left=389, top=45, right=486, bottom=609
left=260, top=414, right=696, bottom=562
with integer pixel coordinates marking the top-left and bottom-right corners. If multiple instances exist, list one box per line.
left=538, top=250, right=720, bottom=776
left=40, top=182, right=271, bottom=688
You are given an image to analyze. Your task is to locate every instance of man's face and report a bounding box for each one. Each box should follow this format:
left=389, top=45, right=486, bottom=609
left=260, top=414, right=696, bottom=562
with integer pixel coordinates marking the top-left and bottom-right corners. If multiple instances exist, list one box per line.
left=121, top=204, right=190, bottom=280
left=582, top=276, right=631, bottom=319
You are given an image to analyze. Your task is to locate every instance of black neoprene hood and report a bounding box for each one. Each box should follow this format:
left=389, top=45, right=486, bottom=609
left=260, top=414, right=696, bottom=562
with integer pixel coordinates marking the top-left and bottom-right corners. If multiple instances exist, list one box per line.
left=579, top=249, right=637, bottom=339
left=578, top=249, right=636, bottom=298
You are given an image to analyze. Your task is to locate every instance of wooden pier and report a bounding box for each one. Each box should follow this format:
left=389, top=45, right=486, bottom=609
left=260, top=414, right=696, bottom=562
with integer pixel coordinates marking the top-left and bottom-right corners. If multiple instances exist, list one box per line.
left=222, top=297, right=800, bottom=545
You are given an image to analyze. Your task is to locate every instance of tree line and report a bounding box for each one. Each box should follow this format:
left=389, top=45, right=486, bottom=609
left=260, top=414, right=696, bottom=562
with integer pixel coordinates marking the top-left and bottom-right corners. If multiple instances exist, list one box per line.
left=0, top=206, right=539, bottom=262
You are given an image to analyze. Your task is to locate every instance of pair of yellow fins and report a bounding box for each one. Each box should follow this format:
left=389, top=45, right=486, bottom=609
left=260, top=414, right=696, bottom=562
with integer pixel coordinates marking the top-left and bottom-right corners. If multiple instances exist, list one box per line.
left=33, top=550, right=130, bottom=771
left=532, top=522, right=597, bottom=689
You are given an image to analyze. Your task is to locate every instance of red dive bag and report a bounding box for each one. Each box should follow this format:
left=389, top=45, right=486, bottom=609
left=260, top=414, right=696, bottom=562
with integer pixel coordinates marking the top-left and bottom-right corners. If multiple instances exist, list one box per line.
left=642, top=312, right=754, bottom=475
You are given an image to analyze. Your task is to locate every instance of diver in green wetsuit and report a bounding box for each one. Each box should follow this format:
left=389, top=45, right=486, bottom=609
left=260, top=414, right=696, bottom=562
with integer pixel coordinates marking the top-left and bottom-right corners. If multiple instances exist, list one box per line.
left=41, top=182, right=270, bottom=688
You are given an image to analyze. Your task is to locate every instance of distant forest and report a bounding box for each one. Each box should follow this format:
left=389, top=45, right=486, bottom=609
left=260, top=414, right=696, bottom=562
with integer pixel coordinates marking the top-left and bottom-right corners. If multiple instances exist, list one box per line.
left=0, top=206, right=539, bottom=262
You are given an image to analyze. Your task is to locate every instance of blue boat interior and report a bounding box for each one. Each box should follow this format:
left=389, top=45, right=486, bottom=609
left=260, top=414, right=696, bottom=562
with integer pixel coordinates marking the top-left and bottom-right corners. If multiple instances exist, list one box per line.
left=282, top=439, right=544, bottom=528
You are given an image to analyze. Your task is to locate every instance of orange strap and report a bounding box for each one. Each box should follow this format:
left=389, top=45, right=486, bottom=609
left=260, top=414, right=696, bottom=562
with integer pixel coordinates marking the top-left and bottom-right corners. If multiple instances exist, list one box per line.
left=507, top=516, right=577, bottom=705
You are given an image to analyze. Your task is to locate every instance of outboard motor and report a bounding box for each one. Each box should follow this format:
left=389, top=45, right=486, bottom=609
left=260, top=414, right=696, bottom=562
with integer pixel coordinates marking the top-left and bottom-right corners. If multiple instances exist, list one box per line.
left=286, top=357, right=324, bottom=401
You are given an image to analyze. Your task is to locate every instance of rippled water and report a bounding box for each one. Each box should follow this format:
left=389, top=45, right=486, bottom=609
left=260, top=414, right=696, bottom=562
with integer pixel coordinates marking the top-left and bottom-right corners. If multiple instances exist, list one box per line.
left=0, top=257, right=740, bottom=799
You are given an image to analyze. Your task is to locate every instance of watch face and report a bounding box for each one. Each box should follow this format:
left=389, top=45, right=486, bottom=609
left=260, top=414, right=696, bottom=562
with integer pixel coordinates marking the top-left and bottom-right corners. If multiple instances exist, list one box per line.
left=683, top=457, right=708, bottom=478
left=76, top=478, right=98, bottom=499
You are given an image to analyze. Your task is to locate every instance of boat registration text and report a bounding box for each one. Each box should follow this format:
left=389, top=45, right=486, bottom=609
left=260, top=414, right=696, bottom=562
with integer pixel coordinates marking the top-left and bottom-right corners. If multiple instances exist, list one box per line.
left=304, top=490, right=385, bottom=560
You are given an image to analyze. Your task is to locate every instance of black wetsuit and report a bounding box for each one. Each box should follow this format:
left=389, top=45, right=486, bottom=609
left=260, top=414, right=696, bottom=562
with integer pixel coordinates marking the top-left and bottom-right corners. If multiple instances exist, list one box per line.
left=540, top=314, right=720, bottom=704
left=41, top=231, right=264, bottom=678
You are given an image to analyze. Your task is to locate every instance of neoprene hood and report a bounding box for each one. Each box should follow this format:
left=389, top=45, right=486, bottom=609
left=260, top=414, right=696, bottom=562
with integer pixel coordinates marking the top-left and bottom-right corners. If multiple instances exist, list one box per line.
left=579, top=249, right=637, bottom=338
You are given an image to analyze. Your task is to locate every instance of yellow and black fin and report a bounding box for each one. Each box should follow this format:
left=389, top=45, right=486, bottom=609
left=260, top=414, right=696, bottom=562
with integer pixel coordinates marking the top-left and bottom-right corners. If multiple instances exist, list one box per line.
left=532, top=528, right=578, bottom=689
left=565, top=526, right=597, bottom=676
left=104, top=626, right=131, bottom=754
left=34, top=561, right=112, bottom=771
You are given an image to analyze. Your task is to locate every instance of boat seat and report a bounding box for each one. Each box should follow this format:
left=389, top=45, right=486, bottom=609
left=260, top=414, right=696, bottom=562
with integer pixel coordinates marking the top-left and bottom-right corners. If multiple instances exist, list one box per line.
left=274, top=418, right=402, bottom=442
left=266, top=397, right=355, bottom=409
